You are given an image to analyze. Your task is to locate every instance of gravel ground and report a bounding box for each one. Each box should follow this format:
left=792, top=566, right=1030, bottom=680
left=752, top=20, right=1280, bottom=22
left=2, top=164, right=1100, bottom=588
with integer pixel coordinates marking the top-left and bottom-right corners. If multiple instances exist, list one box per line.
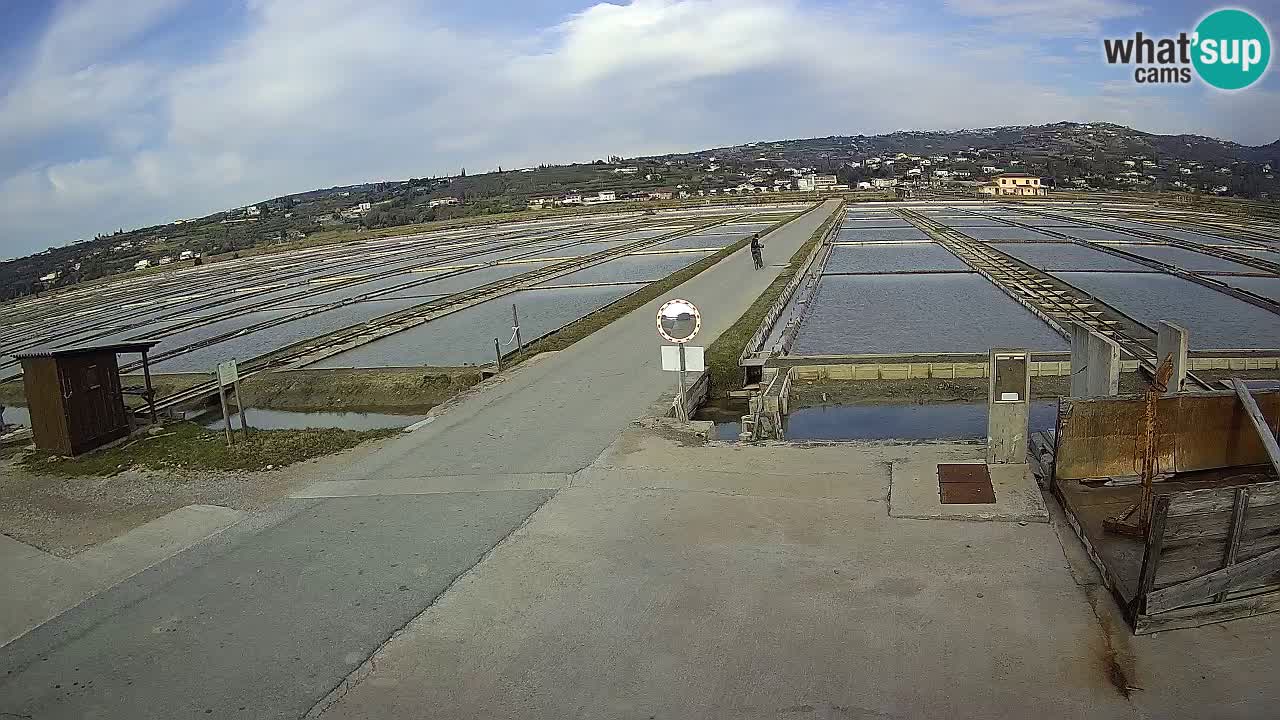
left=0, top=436, right=391, bottom=557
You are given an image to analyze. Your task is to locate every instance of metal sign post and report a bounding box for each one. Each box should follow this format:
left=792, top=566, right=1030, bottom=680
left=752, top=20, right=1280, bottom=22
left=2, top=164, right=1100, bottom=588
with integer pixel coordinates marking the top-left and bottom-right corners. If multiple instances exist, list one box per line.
left=232, top=375, right=250, bottom=441
left=657, top=299, right=703, bottom=421
left=215, top=360, right=242, bottom=446
left=512, top=304, right=523, bottom=352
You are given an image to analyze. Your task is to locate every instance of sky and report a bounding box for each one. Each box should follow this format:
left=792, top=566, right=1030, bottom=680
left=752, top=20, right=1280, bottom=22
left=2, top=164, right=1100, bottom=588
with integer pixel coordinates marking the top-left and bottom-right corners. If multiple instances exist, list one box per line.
left=1, top=0, right=1278, bottom=257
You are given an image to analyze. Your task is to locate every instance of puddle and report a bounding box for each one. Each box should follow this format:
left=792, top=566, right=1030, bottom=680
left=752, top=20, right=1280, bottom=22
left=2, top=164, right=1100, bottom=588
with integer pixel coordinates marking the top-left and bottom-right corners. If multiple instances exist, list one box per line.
left=693, top=396, right=748, bottom=441
left=202, top=407, right=425, bottom=431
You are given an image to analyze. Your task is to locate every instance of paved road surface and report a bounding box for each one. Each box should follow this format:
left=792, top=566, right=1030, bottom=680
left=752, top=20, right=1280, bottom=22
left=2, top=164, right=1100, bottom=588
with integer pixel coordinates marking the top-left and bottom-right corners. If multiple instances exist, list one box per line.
left=0, top=200, right=839, bottom=720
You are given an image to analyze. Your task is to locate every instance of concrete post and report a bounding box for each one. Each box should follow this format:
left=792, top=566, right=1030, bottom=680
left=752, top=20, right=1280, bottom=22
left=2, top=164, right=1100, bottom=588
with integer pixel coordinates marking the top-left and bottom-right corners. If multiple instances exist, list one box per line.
left=1070, top=323, right=1091, bottom=397
left=987, top=349, right=1031, bottom=465
left=1156, top=321, right=1189, bottom=395
left=1086, top=333, right=1121, bottom=397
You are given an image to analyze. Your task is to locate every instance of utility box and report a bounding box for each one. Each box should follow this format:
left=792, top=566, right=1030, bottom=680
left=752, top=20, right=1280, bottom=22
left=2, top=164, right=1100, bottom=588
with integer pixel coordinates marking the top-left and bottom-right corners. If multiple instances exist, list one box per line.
left=987, top=348, right=1031, bottom=465
left=13, top=341, right=159, bottom=456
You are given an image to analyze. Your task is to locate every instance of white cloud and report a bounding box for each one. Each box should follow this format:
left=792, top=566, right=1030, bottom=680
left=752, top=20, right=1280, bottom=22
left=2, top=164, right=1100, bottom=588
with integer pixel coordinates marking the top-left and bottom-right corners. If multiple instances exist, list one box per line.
left=946, top=0, right=1143, bottom=36
left=1, top=0, right=1277, bottom=256
left=949, top=0, right=1145, bottom=36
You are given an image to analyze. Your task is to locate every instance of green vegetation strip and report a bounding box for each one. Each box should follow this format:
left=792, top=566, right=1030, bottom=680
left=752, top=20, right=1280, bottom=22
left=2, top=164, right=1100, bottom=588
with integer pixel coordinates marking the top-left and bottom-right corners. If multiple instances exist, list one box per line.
left=507, top=212, right=804, bottom=361
left=704, top=203, right=843, bottom=398
left=211, top=197, right=816, bottom=263
left=19, top=422, right=395, bottom=477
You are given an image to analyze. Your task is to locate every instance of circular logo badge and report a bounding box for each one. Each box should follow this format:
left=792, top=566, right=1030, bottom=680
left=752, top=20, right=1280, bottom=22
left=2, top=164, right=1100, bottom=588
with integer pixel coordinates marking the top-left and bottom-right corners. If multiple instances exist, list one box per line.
left=1193, top=9, right=1271, bottom=90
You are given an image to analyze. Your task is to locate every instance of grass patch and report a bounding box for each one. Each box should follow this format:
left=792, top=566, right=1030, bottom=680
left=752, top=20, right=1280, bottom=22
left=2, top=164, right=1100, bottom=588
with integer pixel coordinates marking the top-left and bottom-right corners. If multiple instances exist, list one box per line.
left=704, top=202, right=844, bottom=398
left=0, top=379, right=25, bottom=406
left=19, top=422, right=396, bottom=477
left=507, top=211, right=806, bottom=361
left=241, top=367, right=484, bottom=413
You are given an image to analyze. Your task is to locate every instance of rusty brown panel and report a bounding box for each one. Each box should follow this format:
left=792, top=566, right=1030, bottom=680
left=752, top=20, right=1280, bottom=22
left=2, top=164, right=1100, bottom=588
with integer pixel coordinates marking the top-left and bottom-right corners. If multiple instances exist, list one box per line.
left=1055, top=395, right=1146, bottom=480
left=938, top=463, right=991, bottom=484
left=1056, top=391, right=1280, bottom=481
left=940, top=482, right=996, bottom=504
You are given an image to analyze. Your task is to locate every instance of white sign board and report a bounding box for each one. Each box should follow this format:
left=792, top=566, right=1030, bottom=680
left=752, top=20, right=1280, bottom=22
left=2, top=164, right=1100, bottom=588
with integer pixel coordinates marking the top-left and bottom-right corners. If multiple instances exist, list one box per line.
left=216, top=360, right=239, bottom=387
left=656, top=298, right=701, bottom=344
left=661, top=345, right=704, bottom=372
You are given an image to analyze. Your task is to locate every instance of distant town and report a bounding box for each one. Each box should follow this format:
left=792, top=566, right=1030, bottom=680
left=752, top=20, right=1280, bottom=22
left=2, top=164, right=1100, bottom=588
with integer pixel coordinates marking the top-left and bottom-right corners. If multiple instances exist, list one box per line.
left=3, top=121, right=1278, bottom=300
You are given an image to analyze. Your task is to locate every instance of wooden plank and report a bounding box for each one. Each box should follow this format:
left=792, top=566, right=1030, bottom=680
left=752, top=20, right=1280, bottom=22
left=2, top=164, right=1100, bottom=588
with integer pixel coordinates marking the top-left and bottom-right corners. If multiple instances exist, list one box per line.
left=1166, top=481, right=1280, bottom=518
left=1136, top=496, right=1171, bottom=607
left=1155, top=540, right=1280, bottom=591
left=1145, top=544, right=1280, bottom=614
left=1233, top=378, right=1280, bottom=479
left=1164, top=500, right=1280, bottom=541
left=1135, top=588, right=1280, bottom=634
left=1216, top=489, right=1251, bottom=602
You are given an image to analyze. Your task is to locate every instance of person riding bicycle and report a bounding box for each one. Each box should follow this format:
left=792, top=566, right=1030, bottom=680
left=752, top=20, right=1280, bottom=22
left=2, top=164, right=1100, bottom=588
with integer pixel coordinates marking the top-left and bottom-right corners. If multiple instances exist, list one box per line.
left=750, top=234, right=764, bottom=270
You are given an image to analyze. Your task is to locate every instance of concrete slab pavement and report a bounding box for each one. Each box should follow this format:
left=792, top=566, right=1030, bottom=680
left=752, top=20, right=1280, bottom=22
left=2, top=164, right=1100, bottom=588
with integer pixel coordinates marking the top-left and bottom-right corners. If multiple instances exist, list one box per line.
left=0, top=492, right=552, bottom=720
left=0, top=504, right=246, bottom=647
left=318, top=429, right=1280, bottom=720
left=318, top=444, right=1129, bottom=720
left=890, top=457, right=1049, bottom=522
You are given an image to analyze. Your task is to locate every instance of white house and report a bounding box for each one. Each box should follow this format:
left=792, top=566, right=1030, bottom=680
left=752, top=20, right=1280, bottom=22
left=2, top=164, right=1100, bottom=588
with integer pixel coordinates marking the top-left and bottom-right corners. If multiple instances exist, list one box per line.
left=613, top=167, right=639, bottom=175
left=134, top=259, right=152, bottom=270
left=796, top=174, right=837, bottom=191
left=158, top=256, right=173, bottom=265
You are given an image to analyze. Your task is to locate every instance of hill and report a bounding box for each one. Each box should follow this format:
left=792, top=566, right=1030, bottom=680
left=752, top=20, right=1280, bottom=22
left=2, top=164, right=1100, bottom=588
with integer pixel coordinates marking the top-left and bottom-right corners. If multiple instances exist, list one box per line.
left=3, top=121, right=1278, bottom=301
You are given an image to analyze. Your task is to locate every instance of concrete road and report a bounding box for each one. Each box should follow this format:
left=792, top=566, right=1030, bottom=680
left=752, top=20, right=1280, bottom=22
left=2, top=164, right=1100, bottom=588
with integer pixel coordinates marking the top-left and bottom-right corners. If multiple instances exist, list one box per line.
left=327, top=200, right=839, bottom=482
left=319, top=427, right=1280, bottom=720
left=0, top=492, right=552, bottom=719
left=0, top=201, right=840, bottom=719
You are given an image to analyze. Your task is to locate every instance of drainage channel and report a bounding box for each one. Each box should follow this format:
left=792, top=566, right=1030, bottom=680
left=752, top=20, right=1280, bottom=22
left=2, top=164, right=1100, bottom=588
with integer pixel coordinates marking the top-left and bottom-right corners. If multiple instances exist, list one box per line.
left=698, top=398, right=1059, bottom=442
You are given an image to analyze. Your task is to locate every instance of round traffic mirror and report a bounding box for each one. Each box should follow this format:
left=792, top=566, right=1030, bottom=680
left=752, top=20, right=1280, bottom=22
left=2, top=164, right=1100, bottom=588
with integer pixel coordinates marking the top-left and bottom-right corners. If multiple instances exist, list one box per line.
left=657, top=298, right=700, bottom=343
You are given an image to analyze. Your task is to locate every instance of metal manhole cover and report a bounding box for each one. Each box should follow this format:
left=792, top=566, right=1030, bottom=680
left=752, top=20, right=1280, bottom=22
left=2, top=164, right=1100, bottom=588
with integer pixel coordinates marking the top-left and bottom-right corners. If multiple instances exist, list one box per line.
left=938, top=464, right=990, bottom=484
left=938, top=463, right=995, bottom=504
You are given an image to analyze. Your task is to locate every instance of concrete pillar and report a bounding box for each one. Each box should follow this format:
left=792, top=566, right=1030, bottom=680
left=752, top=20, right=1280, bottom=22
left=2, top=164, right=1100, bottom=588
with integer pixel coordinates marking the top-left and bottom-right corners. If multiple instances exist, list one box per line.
left=1070, top=323, right=1091, bottom=397
left=1156, top=321, right=1189, bottom=395
left=1086, top=333, right=1121, bottom=397
left=988, top=349, right=1031, bottom=465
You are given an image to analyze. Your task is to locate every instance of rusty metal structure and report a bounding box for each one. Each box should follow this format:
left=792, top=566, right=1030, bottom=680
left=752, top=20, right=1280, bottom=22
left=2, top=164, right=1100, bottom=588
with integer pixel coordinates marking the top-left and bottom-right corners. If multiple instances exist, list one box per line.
left=13, top=341, right=159, bottom=455
left=1104, top=358, right=1175, bottom=537
left=1050, top=388, right=1280, bottom=633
